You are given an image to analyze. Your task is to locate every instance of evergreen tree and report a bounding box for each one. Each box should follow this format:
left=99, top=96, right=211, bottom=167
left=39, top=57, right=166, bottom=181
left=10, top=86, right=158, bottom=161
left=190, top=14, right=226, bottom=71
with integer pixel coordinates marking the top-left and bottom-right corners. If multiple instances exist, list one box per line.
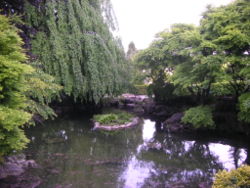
left=0, top=14, right=32, bottom=157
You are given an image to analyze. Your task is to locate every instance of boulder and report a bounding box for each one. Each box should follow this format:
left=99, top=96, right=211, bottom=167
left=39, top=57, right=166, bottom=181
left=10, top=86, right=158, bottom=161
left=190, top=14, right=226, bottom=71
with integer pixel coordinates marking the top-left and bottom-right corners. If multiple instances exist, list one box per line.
left=0, top=154, right=39, bottom=179
left=121, top=93, right=149, bottom=104
left=164, top=112, right=185, bottom=132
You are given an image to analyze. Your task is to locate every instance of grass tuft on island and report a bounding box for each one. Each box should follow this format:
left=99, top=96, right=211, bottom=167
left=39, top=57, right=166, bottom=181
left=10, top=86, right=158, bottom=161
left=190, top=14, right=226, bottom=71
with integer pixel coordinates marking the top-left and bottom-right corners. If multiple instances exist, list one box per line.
left=93, top=110, right=134, bottom=126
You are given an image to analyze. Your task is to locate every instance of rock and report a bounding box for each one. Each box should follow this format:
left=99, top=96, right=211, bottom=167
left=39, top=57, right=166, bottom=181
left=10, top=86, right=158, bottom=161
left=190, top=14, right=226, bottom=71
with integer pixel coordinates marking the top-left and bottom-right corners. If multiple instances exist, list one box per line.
left=164, top=112, right=185, bottom=132
left=93, top=117, right=142, bottom=131
left=142, top=100, right=154, bottom=112
left=109, top=98, right=120, bottom=107
left=126, top=103, right=136, bottom=109
left=0, top=154, right=41, bottom=188
left=121, top=93, right=148, bottom=104
left=0, top=154, right=39, bottom=179
left=0, top=162, right=24, bottom=179
left=133, top=106, right=144, bottom=115
left=0, top=174, right=42, bottom=188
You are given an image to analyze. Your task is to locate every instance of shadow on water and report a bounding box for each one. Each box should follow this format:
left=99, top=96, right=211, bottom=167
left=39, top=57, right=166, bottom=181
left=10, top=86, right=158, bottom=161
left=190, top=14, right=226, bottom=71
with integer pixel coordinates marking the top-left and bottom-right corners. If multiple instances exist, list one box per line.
left=24, top=116, right=249, bottom=188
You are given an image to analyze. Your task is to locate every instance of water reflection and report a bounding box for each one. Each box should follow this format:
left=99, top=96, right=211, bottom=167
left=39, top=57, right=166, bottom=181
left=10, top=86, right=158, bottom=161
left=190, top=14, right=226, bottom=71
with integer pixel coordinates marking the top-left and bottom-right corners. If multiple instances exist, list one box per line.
left=209, top=144, right=247, bottom=170
left=120, top=120, right=156, bottom=188
left=142, top=120, right=155, bottom=141
left=24, top=117, right=249, bottom=188
left=119, top=119, right=247, bottom=188
left=120, top=156, right=154, bottom=188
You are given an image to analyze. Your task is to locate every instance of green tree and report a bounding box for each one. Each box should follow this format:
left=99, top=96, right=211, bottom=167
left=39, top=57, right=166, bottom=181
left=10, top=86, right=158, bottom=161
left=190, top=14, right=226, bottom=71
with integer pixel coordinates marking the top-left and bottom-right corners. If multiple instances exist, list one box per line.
left=0, top=14, right=32, bottom=157
left=200, top=0, right=250, bottom=98
left=25, top=61, right=62, bottom=121
left=126, top=42, right=137, bottom=60
left=24, top=0, right=128, bottom=103
left=238, top=93, right=250, bottom=123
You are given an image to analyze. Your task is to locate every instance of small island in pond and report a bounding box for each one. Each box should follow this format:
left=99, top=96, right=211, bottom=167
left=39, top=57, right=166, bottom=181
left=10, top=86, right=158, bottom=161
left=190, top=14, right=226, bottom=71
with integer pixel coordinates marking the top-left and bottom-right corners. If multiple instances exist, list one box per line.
left=92, top=110, right=141, bottom=131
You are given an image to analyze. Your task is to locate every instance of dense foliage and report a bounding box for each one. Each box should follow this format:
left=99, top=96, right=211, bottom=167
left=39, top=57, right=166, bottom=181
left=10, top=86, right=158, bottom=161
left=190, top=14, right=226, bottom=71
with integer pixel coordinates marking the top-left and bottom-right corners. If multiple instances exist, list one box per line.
left=25, top=62, right=62, bottom=121
left=93, top=110, right=133, bottom=125
left=0, top=0, right=129, bottom=157
left=181, top=106, right=215, bottom=129
left=25, top=0, right=128, bottom=103
left=134, top=0, right=249, bottom=123
left=212, top=165, right=250, bottom=188
left=0, top=13, right=63, bottom=158
left=238, top=93, right=250, bottom=123
left=0, top=15, right=32, bottom=157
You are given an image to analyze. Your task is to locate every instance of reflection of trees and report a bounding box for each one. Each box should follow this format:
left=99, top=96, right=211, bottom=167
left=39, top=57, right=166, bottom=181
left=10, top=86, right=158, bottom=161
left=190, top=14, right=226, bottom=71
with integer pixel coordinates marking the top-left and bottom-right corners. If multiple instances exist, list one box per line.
left=244, top=146, right=250, bottom=165
left=24, top=118, right=144, bottom=188
left=229, top=147, right=242, bottom=169
left=24, top=118, right=250, bottom=188
left=138, top=133, right=224, bottom=187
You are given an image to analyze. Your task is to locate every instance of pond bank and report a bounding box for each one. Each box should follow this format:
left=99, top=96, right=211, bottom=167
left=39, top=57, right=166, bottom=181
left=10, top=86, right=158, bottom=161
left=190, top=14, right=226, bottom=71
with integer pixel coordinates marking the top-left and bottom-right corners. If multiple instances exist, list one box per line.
left=113, top=94, right=250, bottom=137
left=0, top=154, right=41, bottom=188
left=0, top=115, right=249, bottom=188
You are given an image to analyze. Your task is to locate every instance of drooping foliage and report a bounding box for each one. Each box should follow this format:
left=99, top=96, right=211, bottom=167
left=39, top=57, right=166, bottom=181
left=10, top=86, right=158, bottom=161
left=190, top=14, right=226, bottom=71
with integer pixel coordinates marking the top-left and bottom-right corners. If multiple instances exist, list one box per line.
left=24, top=0, right=127, bottom=103
left=0, top=14, right=32, bottom=157
left=0, top=13, right=62, bottom=158
left=25, top=61, right=62, bottom=121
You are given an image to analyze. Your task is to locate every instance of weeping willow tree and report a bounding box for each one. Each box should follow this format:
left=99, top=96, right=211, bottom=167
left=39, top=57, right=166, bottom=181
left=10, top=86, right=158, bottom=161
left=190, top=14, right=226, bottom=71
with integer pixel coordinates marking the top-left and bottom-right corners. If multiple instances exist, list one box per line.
left=24, top=0, right=128, bottom=103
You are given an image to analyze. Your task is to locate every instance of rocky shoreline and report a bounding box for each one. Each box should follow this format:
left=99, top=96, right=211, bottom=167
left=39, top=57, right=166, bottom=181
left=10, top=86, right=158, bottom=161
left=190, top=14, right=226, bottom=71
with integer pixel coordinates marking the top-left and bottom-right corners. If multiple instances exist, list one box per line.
left=112, top=94, right=250, bottom=136
left=0, top=154, right=41, bottom=188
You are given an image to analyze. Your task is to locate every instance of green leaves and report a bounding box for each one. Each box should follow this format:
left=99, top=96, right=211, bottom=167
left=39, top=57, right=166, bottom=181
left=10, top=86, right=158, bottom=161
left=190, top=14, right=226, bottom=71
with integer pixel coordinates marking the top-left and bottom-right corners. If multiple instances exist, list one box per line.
left=93, top=110, right=133, bottom=125
left=26, top=0, right=127, bottom=103
left=25, top=61, right=62, bottom=120
left=181, top=106, right=215, bottom=129
left=0, top=15, right=32, bottom=157
left=238, top=93, right=250, bottom=123
left=134, top=0, right=250, bottom=118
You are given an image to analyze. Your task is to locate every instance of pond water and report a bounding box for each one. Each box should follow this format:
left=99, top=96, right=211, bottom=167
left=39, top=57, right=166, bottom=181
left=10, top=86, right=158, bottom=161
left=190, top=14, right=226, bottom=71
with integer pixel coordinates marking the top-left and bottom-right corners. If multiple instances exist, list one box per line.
left=25, top=116, right=249, bottom=188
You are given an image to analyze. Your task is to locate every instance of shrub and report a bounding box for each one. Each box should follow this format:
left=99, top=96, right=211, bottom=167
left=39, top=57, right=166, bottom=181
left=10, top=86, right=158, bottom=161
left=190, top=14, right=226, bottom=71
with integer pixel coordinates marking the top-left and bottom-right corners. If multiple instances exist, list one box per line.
left=93, top=114, right=118, bottom=124
left=93, top=110, right=133, bottom=125
left=212, top=165, right=250, bottom=188
left=181, top=106, right=215, bottom=129
left=238, top=93, right=250, bottom=123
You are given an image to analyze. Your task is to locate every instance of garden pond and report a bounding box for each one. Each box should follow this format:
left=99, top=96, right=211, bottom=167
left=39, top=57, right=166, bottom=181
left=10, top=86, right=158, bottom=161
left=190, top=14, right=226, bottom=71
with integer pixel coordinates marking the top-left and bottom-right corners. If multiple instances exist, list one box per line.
left=24, top=115, right=250, bottom=188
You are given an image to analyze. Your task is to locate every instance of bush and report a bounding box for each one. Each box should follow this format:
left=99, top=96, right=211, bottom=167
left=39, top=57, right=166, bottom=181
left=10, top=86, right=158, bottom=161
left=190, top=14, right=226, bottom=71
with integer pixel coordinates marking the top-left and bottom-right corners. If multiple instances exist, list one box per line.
left=93, top=110, right=133, bottom=125
left=212, top=165, right=250, bottom=188
left=238, top=93, right=250, bottom=123
left=93, top=114, right=118, bottom=124
left=181, top=106, right=215, bottom=129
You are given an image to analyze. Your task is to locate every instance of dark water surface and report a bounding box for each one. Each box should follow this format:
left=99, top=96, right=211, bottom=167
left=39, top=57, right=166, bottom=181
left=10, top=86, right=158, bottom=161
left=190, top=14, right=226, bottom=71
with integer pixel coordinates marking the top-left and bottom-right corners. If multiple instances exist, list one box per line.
left=25, top=116, right=248, bottom=188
